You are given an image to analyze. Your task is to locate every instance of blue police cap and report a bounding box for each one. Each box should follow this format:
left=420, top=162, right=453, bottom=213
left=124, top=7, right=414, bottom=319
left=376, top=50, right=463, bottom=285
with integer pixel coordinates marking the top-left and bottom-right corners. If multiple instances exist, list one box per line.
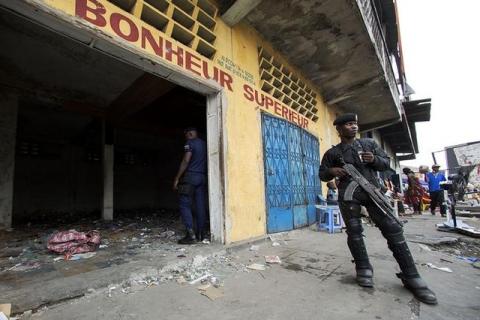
left=333, top=113, right=358, bottom=126
left=184, top=126, right=197, bottom=133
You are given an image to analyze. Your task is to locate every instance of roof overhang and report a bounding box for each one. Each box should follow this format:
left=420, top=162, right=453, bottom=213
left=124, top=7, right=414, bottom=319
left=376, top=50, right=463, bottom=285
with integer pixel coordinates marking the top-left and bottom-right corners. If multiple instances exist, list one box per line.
left=380, top=98, right=431, bottom=158
left=221, top=0, right=402, bottom=129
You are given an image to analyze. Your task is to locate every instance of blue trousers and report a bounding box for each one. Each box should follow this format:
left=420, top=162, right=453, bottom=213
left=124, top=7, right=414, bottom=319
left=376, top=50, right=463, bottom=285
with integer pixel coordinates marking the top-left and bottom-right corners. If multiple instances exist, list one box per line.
left=179, top=173, right=207, bottom=231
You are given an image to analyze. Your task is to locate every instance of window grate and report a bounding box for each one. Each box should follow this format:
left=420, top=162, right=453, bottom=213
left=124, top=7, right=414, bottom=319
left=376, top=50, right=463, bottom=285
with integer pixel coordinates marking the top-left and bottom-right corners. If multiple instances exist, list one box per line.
left=258, top=47, right=320, bottom=122
left=106, top=0, right=218, bottom=59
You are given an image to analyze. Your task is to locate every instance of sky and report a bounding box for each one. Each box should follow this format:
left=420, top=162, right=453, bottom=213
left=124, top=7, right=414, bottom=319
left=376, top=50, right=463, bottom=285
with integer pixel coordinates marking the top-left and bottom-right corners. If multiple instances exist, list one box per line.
left=396, top=0, right=480, bottom=169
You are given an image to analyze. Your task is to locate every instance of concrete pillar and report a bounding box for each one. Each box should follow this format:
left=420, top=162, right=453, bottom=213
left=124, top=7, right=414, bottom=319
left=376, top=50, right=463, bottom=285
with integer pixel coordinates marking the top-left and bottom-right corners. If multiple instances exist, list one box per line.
left=0, top=93, right=18, bottom=229
left=102, top=122, right=114, bottom=221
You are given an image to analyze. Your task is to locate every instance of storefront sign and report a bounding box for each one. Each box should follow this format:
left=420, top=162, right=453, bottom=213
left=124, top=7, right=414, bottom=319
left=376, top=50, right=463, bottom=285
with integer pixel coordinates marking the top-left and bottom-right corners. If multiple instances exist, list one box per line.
left=73, top=0, right=310, bottom=128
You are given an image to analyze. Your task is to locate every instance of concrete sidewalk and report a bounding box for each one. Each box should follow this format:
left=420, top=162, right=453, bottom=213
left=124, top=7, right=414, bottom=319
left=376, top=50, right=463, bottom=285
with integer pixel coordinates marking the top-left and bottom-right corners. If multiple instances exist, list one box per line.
left=16, top=215, right=480, bottom=319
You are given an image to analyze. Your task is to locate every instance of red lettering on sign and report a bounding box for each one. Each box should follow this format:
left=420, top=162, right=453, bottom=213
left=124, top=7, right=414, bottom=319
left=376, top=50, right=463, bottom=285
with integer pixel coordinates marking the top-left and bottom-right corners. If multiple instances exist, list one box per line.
left=220, top=71, right=233, bottom=92
left=165, top=40, right=184, bottom=67
left=254, top=90, right=265, bottom=107
left=243, top=84, right=254, bottom=101
left=274, top=101, right=282, bottom=116
left=281, top=106, right=288, bottom=119
left=75, top=0, right=107, bottom=27
left=265, top=97, right=273, bottom=110
left=202, top=61, right=219, bottom=81
left=110, top=13, right=139, bottom=42
left=303, top=118, right=309, bottom=129
left=185, top=52, right=202, bottom=76
left=291, top=112, right=298, bottom=124
left=141, top=27, right=163, bottom=57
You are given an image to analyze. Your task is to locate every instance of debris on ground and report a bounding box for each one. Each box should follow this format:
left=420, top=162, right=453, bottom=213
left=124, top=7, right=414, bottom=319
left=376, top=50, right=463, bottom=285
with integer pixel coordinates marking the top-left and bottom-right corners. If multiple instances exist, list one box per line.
left=0, top=304, right=11, bottom=320
left=268, top=232, right=289, bottom=245
left=408, top=236, right=458, bottom=246
left=189, top=273, right=212, bottom=285
left=103, top=252, right=248, bottom=298
left=8, top=261, right=41, bottom=272
left=199, top=285, right=224, bottom=301
left=436, top=220, right=480, bottom=237
left=423, top=263, right=453, bottom=273
left=197, top=283, right=211, bottom=291
left=68, top=252, right=97, bottom=261
left=417, top=244, right=432, bottom=252
left=473, top=261, right=480, bottom=269
left=455, top=256, right=480, bottom=263
left=247, top=263, right=266, bottom=271
left=265, top=255, right=281, bottom=264
left=176, top=276, right=187, bottom=285
left=249, top=245, right=259, bottom=251
left=427, top=237, right=480, bottom=257
left=47, top=230, right=101, bottom=259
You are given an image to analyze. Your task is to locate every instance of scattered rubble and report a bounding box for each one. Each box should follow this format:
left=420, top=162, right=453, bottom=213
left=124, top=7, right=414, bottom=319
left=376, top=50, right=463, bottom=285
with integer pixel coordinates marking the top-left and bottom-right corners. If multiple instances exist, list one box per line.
left=408, top=236, right=458, bottom=246
left=0, top=305, right=11, bottom=320
left=247, top=263, right=266, bottom=271
left=423, top=263, right=453, bottom=273
left=7, top=261, right=41, bottom=272
left=268, top=232, right=289, bottom=245
left=199, top=286, right=224, bottom=301
left=265, top=255, right=281, bottom=264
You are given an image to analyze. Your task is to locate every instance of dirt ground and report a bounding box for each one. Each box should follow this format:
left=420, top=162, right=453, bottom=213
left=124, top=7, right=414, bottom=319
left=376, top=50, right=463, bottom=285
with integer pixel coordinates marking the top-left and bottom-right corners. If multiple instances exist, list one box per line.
left=1, top=213, right=479, bottom=320
left=13, top=214, right=478, bottom=320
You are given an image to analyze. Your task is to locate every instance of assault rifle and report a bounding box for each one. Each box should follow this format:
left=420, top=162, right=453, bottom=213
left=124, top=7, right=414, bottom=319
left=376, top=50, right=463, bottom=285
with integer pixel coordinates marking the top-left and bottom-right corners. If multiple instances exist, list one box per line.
left=341, top=161, right=403, bottom=226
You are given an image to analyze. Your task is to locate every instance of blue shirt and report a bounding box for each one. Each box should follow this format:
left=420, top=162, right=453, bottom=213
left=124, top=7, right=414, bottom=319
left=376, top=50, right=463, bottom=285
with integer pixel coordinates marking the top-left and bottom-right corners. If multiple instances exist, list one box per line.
left=425, top=172, right=446, bottom=192
left=184, top=138, right=207, bottom=174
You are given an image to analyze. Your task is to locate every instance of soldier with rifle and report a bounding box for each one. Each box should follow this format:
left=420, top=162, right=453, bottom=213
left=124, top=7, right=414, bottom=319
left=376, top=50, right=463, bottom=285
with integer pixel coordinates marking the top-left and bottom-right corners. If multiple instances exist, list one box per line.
left=319, top=113, right=437, bottom=305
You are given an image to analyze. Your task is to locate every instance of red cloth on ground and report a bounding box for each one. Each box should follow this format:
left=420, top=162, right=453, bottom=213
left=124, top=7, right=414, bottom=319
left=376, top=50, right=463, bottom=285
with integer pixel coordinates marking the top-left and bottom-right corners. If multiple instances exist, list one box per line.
left=47, top=230, right=100, bottom=256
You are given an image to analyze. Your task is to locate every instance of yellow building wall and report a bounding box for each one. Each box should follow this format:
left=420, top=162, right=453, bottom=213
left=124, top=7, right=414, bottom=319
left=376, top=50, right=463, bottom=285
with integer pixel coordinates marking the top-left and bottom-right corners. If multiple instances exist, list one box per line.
left=36, top=0, right=340, bottom=243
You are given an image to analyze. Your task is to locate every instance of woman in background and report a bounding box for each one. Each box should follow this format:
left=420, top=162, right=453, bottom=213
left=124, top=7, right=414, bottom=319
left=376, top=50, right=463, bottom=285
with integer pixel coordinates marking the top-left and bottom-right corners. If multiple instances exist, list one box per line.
left=403, top=168, right=427, bottom=214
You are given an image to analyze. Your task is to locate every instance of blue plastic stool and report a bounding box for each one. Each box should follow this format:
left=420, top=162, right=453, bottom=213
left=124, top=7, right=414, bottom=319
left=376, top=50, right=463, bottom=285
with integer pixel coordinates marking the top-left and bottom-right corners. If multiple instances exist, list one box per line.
left=316, top=205, right=343, bottom=233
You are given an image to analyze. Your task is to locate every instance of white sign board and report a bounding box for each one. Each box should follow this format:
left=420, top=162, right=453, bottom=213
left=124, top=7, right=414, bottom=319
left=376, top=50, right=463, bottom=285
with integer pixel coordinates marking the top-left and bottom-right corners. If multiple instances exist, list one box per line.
left=453, top=142, right=480, bottom=186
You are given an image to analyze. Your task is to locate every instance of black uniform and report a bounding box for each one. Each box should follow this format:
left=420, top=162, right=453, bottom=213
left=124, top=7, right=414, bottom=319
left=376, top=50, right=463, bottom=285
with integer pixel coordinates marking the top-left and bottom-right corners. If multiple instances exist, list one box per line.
left=319, top=138, right=421, bottom=282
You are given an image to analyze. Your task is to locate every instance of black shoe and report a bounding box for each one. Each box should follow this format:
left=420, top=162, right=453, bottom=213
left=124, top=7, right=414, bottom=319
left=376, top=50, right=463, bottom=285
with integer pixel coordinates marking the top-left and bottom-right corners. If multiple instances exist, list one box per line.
left=397, top=274, right=438, bottom=305
left=178, top=229, right=196, bottom=245
left=356, top=268, right=374, bottom=287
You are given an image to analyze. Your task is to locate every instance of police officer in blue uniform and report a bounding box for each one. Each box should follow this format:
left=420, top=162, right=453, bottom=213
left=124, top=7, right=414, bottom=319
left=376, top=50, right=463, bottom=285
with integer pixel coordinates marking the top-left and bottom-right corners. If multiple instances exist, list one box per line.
left=173, top=127, right=208, bottom=244
left=319, top=113, right=437, bottom=305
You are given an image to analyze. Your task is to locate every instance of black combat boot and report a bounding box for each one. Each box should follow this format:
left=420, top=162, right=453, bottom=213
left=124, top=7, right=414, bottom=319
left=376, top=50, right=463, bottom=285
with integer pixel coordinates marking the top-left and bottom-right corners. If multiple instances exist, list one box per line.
left=386, top=231, right=438, bottom=305
left=196, top=230, right=204, bottom=242
left=178, top=229, right=196, bottom=245
left=349, top=237, right=374, bottom=287
left=346, top=219, right=374, bottom=287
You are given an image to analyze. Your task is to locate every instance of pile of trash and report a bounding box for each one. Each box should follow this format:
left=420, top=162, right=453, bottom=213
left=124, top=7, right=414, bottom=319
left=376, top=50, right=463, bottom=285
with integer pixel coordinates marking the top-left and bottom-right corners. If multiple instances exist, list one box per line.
left=47, top=230, right=101, bottom=259
left=103, top=253, right=249, bottom=301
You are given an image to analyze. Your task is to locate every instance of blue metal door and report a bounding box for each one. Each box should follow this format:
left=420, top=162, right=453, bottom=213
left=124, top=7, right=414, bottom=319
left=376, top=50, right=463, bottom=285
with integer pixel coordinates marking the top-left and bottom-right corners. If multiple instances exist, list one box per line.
left=262, top=114, right=293, bottom=232
left=288, top=123, right=308, bottom=228
left=302, top=131, right=322, bottom=224
left=262, top=113, right=321, bottom=233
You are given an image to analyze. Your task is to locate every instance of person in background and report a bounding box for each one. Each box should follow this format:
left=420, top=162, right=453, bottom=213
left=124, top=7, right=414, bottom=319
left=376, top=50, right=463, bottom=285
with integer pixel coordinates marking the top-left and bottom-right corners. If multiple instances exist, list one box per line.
left=326, top=180, right=338, bottom=205
left=425, top=164, right=447, bottom=217
left=403, top=168, right=427, bottom=214
left=173, top=127, right=208, bottom=244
